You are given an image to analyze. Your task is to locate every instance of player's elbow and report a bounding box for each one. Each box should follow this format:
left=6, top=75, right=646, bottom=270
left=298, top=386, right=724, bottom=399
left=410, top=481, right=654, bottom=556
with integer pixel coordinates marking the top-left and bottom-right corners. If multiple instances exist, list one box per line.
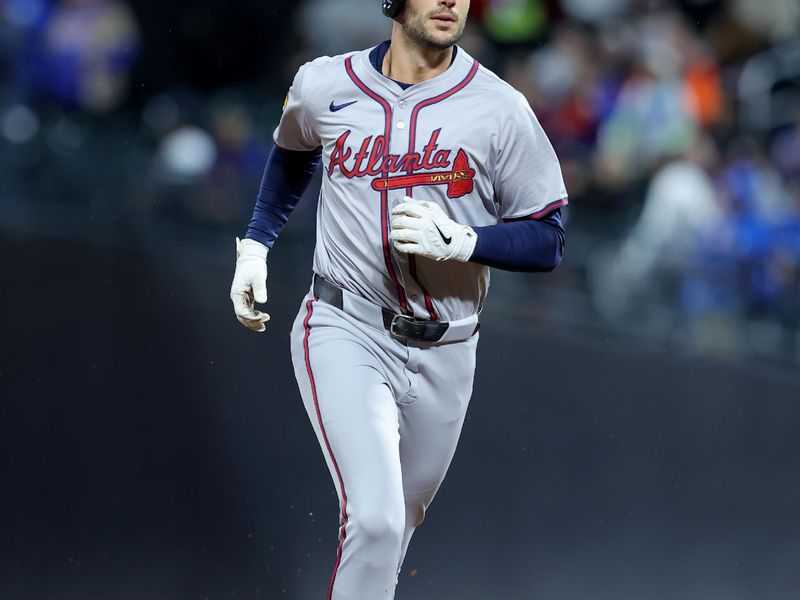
left=536, top=232, right=565, bottom=273
left=540, top=255, right=561, bottom=273
left=537, top=252, right=562, bottom=272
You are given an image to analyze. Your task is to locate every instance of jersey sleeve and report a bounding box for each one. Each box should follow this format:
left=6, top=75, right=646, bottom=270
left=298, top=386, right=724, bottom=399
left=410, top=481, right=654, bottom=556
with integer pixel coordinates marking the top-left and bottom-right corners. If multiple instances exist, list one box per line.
left=273, top=63, right=322, bottom=151
left=493, top=94, right=568, bottom=220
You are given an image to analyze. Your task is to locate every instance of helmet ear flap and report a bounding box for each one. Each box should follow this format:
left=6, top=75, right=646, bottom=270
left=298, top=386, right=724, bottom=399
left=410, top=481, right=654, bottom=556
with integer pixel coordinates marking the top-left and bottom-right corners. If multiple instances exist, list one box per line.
left=382, top=0, right=406, bottom=18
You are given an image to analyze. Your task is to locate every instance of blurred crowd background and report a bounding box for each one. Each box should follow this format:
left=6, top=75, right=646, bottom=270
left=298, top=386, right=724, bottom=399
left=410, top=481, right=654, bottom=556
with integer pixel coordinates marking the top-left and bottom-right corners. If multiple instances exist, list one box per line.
left=1, top=0, right=799, bottom=364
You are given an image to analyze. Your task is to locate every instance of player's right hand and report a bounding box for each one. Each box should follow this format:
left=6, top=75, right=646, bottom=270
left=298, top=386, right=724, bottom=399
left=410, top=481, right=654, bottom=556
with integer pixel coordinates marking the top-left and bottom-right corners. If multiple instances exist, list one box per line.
left=230, top=237, right=271, bottom=333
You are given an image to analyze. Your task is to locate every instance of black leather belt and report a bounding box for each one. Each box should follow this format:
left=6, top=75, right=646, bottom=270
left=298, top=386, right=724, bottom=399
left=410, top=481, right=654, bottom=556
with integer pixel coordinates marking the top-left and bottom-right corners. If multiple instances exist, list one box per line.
left=313, top=275, right=449, bottom=343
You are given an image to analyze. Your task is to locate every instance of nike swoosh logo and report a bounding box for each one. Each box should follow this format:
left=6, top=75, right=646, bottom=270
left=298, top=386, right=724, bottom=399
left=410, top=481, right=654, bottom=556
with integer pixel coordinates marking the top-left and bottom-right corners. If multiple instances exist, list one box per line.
left=434, top=223, right=452, bottom=245
left=329, top=100, right=358, bottom=112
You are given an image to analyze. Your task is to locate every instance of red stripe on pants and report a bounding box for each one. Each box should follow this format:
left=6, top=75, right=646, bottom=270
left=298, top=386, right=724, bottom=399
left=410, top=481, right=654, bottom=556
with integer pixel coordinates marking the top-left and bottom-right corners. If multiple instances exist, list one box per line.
left=302, top=298, right=349, bottom=599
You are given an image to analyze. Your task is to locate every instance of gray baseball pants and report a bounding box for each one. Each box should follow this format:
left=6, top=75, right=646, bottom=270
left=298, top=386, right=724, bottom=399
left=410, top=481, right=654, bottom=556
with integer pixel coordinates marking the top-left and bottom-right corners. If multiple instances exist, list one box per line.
left=290, top=283, right=478, bottom=600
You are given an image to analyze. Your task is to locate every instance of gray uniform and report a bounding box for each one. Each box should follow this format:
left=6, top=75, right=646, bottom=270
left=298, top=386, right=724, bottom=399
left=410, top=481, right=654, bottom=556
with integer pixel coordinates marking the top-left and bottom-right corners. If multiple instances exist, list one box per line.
left=280, top=45, right=567, bottom=599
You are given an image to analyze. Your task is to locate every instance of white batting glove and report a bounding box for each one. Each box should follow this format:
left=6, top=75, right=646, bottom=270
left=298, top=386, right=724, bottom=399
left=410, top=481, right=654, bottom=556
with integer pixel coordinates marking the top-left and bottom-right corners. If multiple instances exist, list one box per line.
left=390, top=197, right=478, bottom=262
left=230, top=237, right=271, bottom=333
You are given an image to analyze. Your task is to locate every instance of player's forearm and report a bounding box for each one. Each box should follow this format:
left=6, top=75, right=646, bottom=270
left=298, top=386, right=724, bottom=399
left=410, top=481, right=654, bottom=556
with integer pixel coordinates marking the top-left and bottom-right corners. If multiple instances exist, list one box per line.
left=470, top=210, right=565, bottom=272
left=245, top=145, right=322, bottom=248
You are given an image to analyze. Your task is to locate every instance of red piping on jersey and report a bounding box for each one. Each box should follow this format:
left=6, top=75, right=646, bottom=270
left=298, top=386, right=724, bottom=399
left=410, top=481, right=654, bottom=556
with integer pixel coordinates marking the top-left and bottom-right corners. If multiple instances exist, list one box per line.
left=502, top=196, right=569, bottom=222
left=344, top=56, right=409, bottom=313
left=404, top=59, right=480, bottom=320
left=303, top=298, right=349, bottom=600
left=406, top=59, right=480, bottom=168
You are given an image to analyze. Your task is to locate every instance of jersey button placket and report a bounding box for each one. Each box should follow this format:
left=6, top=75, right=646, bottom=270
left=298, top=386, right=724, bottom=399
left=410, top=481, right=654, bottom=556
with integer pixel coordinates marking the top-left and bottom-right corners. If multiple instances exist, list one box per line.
left=395, top=98, right=407, bottom=130
left=386, top=96, right=411, bottom=311
left=394, top=96, right=427, bottom=319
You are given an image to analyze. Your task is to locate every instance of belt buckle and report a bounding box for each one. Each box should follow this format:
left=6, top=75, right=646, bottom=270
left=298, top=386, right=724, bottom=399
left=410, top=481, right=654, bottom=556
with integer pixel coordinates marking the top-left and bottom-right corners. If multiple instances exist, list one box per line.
left=389, top=313, right=407, bottom=340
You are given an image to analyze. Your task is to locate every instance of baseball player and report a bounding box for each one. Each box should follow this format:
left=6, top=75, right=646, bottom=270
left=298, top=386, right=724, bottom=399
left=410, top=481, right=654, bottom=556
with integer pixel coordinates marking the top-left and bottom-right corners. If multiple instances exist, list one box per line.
left=230, top=0, right=568, bottom=597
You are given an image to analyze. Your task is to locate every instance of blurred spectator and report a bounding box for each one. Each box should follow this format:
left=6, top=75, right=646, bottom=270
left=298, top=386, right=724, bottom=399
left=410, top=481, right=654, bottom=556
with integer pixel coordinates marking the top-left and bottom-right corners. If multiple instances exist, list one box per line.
left=482, top=0, right=549, bottom=46
left=737, top=41, right=800, bottom=134
left=709, top=141, right=799, bottom=320
left=21, top=0, right=140, bottom=113
left=195, top=99, right=270, bottom=224
left=731, top=0, right=800, bottom=43
left=208, top=99, right=267, bottom=179
left=157, top=125, right=216, bottom=184
left=593, top=141, right=723, bottom=320
left=771, top=118, right=800, bottom=180
left=624, top=153, right=722, bottom=283
left=1, top=0, right=49, bottom=95
left=593, top=11, right=711, bottom=189
left=144, top=93, right=270, bottom=227
left=560, top=0, right=633, bottom=25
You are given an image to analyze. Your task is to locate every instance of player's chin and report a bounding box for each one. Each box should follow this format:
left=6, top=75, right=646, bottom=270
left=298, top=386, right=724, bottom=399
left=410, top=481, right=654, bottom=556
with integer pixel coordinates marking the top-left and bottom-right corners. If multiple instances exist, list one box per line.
left=423, top=26, right=462, bottom=49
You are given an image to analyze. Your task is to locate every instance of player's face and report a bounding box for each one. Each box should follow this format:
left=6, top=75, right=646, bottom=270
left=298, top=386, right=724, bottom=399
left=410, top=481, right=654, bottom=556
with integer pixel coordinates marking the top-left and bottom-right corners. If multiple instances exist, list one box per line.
left=400, top=0, right=470, bottom=51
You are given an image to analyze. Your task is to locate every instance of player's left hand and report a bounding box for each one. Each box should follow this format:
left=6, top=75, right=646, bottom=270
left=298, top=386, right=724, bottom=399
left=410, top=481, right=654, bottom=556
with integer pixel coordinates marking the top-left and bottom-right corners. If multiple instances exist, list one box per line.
left=390, top=197, right=477, bottom=262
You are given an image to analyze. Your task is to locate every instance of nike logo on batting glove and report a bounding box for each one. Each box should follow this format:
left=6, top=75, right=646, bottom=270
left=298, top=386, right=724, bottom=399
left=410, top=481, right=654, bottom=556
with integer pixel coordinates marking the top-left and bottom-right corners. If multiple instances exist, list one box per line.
left=434, top=223, right=452, bottom=245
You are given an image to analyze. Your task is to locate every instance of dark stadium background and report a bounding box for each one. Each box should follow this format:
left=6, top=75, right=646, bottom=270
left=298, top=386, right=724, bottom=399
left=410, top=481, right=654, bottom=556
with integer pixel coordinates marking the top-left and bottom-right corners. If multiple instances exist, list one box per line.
left=1, top=1, right=799, bottom=598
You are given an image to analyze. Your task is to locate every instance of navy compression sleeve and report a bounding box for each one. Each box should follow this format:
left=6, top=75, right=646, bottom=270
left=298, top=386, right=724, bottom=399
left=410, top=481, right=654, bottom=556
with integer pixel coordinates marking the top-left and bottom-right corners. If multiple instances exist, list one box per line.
left=470, top=209, right=565, bottom=272
left=245, top=145, right=322, bottom=248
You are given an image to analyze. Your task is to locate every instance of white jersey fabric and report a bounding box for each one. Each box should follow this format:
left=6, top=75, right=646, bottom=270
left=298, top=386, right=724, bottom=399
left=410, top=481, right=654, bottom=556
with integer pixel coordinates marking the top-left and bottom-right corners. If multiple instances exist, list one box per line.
left=275, top=45, right=568, bottom=321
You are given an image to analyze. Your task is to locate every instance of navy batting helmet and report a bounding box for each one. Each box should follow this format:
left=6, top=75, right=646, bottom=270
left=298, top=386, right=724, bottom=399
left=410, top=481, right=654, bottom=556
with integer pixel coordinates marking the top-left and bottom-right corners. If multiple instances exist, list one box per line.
left=382, top=0, right=406, bottom=18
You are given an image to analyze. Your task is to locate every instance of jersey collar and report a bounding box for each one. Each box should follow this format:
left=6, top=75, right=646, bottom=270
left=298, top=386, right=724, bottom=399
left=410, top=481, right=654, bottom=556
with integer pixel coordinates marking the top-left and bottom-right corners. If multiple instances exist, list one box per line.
left=354, top=43, right=475, bottom=100
left=368, top=40, right=458, bottom=91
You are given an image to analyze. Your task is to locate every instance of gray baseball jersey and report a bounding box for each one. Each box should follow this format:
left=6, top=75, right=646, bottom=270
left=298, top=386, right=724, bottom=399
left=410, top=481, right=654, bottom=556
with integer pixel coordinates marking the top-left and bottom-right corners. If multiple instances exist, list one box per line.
left=275, top=46, right=568, bottom=321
